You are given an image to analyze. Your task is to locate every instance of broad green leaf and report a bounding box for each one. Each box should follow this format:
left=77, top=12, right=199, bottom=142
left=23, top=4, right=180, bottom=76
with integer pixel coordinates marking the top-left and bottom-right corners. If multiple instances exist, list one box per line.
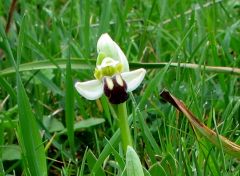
left=126, top=146, right=144, bottom=176
left=58, top=118, right=105, bottom=135
left=2, top=145, right=21, bottom=161
left=73, top=118, right=105, bottom=129
left=43, top=116, right=65, bottom=133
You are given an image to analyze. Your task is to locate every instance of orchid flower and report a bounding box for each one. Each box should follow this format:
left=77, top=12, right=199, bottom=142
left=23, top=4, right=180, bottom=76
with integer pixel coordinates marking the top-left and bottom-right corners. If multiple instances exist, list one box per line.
left=75, top=33, right=146, bottom=104
left=75, top=33, right=146, bottom=152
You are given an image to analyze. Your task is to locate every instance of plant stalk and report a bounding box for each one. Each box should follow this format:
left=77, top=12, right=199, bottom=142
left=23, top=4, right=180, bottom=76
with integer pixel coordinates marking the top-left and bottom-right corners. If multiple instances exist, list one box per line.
left=116, top=102, right=132, bottom=153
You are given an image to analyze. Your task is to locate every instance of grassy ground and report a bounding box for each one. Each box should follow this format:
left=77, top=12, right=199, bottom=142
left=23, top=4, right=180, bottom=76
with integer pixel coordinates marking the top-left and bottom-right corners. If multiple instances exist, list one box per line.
left=0, top=0, right=240, bottom=175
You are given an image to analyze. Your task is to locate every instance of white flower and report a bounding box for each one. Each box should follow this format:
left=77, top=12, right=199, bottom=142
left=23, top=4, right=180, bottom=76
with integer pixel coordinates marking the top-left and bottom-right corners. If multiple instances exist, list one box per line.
left=75, top=33, right=146, bottom=104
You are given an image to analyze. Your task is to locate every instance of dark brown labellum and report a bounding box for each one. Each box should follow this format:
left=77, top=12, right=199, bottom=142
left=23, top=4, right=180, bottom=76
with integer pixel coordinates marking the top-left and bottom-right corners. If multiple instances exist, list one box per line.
left=103, top=74, right=128, bottom=104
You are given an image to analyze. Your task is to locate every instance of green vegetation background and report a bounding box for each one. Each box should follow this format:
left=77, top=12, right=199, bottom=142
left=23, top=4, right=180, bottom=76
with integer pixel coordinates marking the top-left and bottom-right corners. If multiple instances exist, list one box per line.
left=0, top=0, right=239, bottom=175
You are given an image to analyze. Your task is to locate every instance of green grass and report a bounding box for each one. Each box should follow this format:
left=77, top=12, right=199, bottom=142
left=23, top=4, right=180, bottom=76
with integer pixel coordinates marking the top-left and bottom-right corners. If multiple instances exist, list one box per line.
left=0, top=0, right=240, bottom=175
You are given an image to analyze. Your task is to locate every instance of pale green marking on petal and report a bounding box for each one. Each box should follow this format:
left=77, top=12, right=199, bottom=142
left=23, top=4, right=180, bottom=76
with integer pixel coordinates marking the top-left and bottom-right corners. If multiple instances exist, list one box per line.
left=102, top=66, right=116, bottom=77
left=96, top=52, right=106, bottom=65
left=114, top=42, right=129, bottom=72
left=121, top=68, right=146, bottom=92
left=116, top=63, right=123, bottom=73
left=94, top=68, right=102, bottom=80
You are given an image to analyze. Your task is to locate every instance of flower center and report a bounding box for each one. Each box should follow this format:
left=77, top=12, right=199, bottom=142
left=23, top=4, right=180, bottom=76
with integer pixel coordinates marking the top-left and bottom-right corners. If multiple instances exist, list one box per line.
left=94, top=57, right=123, bottom=80
left=103, top=74, right=128, bottom=104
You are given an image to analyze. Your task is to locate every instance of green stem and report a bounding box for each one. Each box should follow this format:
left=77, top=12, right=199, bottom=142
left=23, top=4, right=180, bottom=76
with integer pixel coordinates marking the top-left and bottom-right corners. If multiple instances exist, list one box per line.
left=116, top=102, right=132, bottom=153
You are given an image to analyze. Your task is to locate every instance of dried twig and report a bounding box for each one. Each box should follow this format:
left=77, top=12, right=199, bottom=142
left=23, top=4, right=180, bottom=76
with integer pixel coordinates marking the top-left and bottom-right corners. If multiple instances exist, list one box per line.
left=0, top=0, right=18, bottom=59
left=5, top=0, right=18, bottom=33
left=160, top=89, right=240, bottom=159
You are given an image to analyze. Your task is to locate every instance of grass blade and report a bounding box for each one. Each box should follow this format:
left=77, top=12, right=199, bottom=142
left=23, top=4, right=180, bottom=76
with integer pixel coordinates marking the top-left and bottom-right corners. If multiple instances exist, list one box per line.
left=65, top=52, right=75, bottom=157
left=1, top=59, right=240, bottom=76
left=87, top=150, right=106, bottom=176
left=0, top=76, right=16, bottom=100
left=0, top=16, right=47, bottom=175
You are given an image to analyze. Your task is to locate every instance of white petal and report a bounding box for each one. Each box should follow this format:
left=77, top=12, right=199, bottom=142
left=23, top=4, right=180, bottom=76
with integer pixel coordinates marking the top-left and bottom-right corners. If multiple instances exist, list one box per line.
left=114, top=42, right=129, bottom=72
left=121, top=68, right=146, bottom=92
left=97, top=33, right=129, bottom=71
left=75, top=80, right=103, bottom=100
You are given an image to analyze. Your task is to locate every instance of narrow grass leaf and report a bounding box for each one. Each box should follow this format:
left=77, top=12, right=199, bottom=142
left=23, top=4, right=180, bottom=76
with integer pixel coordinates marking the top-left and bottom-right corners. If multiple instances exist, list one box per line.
left=65, top=56, right=75, bottom=157
left=100, top=96, right=113, bottom=131
left=192, top=151, right=202, bottom=176
left=91, top=128, right=121, bottom=175
left=0, top=20, right=47, bottom=175
left=198, top=138, right=220, bottom=176
left=39, top=121, right=73, bottom=160
left=77, top=147, right=88, bottom=176
left=0, top=121, right=4, bottom=174
left=4, top=15, right=48, bottom=174
left=26, top=34, right=61, bottom=70
left=1, top=60, right=240, bottom=76
left=138, top=64, right=170, bottom=109
left=0, top=59, right=94, bottom=76
left=148, top=162, right=167, bottom=176
left=0, top=76, right=16, bottom=100
left=82, top=0, right=90, bottom=57
left=160, top=153, right=177, bottom=175
left=98, top=0, right=112, bottom=35
left=179, top=139, right=192, bottom=176
left=132, top=97, right=161, bottom=155
left=87, top=150, right=106, bottom=176
left=105, top=139, right=125, bottom=171
left=36, top=72, right=64, bottom=96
